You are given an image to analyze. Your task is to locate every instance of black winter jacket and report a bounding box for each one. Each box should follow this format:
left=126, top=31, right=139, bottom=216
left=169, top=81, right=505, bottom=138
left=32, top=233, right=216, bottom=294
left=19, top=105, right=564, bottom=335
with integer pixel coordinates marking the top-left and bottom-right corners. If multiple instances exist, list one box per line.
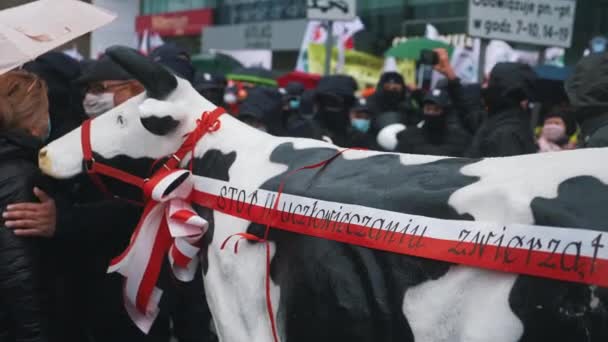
left=466, top=108, right=538, bottom=158
left=397, top=114, right=472, bottom=157
left=0, top=131, right=48, bottom=342
left=578, top=112, right=608, bottom=148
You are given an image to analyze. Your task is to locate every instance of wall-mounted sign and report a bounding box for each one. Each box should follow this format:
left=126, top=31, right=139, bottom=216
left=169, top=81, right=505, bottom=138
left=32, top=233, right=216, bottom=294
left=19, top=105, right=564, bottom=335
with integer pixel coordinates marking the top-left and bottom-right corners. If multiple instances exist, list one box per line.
left=203, top=19, right=308, bottom=51
left=467, top=0, right=577, bottom=48
left=136, top=8, right=213, bottom=37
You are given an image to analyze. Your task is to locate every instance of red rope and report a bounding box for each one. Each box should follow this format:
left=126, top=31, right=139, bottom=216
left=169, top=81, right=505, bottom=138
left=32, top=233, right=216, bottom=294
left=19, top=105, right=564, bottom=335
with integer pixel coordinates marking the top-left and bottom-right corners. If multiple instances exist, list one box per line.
left=222, top=148, right=358, bottom=342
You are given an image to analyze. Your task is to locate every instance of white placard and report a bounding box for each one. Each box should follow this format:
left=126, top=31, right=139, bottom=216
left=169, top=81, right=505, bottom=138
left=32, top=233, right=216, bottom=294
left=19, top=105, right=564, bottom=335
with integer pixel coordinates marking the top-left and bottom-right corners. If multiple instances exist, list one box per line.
left=307, top=0, right=356, bottom=21
left=467, top=0, right=577, bottom=48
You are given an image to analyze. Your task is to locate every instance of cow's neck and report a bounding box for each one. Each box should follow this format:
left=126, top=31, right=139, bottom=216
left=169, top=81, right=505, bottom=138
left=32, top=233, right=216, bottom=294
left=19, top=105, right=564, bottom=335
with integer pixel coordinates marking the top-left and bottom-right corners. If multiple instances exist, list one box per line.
left=187, top=111, right=288, bottom=340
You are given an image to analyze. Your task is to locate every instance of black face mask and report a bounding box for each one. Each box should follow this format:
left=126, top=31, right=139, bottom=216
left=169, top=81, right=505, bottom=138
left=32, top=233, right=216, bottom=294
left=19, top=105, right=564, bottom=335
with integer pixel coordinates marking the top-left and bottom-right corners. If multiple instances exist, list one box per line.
left=383, top=90, right=403, bottom=106
left=423, top=115, right=447, bottom=142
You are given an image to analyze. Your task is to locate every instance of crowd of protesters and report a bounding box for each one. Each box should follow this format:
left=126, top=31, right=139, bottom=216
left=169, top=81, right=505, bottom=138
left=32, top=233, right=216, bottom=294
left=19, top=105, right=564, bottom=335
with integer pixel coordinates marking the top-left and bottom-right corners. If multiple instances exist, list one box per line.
left=1, top=41, right=608, bottom=342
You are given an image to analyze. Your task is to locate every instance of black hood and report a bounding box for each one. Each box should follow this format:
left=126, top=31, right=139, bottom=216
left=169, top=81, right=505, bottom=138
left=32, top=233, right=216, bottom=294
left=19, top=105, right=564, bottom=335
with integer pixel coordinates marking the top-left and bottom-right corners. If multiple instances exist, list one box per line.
left=239, top=87, right=284, bottom=134
left=314, top=75, right=357, bottom=135
left=299, top=90, right=315, bottom=115
left=565, top=53, right=608, bottom=122
left=487, top=62, right=537, bottom=100
left=316, top=75, right=357, bottom=98
left=23, top=52, right=86, bottom=142
left=376, top=72, right=405, bottom=91
left=484, top=62, right=537, bottom=112
left=285, top=81, right=305, bottom=97
left=0, top=131, right=41, bottom=163
left=371, top=72, right=407, bottom=112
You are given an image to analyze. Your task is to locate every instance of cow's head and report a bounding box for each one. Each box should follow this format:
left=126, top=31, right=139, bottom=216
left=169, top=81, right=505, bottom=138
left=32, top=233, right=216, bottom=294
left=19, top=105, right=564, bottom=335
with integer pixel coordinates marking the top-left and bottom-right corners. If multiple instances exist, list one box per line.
left=39, top=46, right=216, bottom=183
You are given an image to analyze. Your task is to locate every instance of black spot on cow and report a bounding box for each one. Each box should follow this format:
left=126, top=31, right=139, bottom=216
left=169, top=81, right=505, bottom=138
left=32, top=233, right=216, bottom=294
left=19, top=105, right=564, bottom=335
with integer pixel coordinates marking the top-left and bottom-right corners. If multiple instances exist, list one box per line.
left=509, top=276, right=608, bottom=342
left=509, top=176, right=608, bottom=341
left=191, top=149, right=236, bottom=274
left=246, top=143, right=479, bottom=342
left=141, top=115, right=180, bottom=136
left=531, top=176, right=608, bottom=232
left=90, top=152, right=155, bottom=201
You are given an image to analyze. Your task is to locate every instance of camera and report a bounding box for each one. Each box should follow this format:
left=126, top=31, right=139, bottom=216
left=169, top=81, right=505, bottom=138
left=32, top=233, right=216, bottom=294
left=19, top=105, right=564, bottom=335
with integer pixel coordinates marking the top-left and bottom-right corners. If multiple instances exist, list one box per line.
left=419, top=49, right=439, bottom=66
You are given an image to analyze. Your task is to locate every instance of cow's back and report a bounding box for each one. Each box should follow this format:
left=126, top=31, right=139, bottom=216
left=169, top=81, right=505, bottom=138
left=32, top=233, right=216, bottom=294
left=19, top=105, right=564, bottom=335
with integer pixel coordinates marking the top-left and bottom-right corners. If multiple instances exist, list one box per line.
left=244, top=143, right=608, bottom=342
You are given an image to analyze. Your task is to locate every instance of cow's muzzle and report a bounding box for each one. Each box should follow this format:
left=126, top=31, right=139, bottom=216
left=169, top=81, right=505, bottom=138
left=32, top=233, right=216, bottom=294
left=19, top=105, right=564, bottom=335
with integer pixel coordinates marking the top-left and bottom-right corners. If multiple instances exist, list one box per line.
left=38, top=148, right=53, bottom=176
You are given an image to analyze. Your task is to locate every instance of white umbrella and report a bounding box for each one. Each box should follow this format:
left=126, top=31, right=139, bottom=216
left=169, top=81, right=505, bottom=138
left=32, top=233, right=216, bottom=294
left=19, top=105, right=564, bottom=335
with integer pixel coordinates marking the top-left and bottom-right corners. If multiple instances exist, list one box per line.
left=0, top=0, right=116, bottom=75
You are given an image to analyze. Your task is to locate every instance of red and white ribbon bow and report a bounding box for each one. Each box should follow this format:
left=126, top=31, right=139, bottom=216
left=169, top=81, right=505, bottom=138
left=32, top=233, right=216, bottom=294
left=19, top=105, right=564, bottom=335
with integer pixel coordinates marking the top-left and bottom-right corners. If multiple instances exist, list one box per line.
left=107, top=169, right=208, bottom=333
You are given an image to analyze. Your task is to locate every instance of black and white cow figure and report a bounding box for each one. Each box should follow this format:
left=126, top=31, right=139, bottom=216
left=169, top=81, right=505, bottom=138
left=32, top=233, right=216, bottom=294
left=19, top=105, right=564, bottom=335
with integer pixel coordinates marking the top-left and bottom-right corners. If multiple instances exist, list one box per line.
left=39, top=47, right=608, bottom=342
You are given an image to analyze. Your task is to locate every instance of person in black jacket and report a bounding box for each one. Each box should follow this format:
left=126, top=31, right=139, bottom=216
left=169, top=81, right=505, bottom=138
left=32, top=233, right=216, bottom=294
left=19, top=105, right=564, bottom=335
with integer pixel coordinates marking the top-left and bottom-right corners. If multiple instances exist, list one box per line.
left=239, top=87, right=286, bottom=136
left=313, top=75, right=358, bottom=146
left=0, top=70, right=51, bottom=342
left=368, top=72, right=422, bottom=126
left=285, top=90, right=325, bottom=140
left=466, top=62, right=538, bottom=158
left=343, top=98, right=379, bottom=149
left=5, top=57, right=213, bottom=342
left=194, top=72, right=227, bottom=108
left=396, top=87, right=471, bottom=157
left=3, top=62, right=169, bottom=342
left=565, top=52, right=608, bottom=148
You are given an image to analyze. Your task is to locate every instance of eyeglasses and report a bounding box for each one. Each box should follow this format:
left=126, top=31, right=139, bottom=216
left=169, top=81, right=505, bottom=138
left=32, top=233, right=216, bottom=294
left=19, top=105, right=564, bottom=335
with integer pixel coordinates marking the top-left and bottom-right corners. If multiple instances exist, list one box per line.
left=86, top=81, right=132, bottom=94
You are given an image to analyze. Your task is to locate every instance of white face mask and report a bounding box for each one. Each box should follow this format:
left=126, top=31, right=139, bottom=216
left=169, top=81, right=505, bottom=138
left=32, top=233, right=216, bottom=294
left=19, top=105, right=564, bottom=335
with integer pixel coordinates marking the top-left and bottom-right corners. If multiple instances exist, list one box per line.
left=224, top=92, right=237, bottom=105
left=83, top=92, right=115, bottom=118
left=542, top=123, right=566, bottom=142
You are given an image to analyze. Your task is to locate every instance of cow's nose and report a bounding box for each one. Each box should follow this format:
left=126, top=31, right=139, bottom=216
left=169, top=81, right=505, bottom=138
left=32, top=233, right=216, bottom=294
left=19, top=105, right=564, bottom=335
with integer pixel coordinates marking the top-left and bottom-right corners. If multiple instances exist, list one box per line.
left=38, top=148, right=52, bottom=173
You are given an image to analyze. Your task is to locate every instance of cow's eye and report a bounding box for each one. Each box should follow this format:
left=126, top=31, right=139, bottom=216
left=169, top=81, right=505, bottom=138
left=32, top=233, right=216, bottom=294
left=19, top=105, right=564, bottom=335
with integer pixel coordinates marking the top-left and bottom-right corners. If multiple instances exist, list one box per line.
left=117, top=115, right=126, bottom=127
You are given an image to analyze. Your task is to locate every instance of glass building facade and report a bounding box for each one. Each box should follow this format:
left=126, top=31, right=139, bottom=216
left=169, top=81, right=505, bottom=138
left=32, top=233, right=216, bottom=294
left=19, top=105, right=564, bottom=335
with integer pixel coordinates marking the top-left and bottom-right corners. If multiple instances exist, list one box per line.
left=141, top=0, right=468, bottom=55
left=140, top=0, right=601, bottom=65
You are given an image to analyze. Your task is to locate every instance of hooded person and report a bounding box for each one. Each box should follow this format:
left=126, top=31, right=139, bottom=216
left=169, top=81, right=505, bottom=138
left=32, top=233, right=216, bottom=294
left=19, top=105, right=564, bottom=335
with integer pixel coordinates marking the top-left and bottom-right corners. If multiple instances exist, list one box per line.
left=194, top=72, right=227, bottom=107
left=313, top=75, right=358, bottom=145
left=466, top=62, right=538, bottom=158
left=396, top=87, right=471, bottom=157
left=537, top=109, right=577, bottom=152
left=344, top=97, right=379, bottom=149
left=285, top=89, right=325, bottom=140
left=239, top=87, right=286, bottom=136
left=368, top=71, right=421, bottom=126
left=565, top=52, right=608, bottom=147
left=149, top=43, right=195, bottom=83
left=282, top=81, right=305, bottom=120
left=76, top=55, right=145, bottom=118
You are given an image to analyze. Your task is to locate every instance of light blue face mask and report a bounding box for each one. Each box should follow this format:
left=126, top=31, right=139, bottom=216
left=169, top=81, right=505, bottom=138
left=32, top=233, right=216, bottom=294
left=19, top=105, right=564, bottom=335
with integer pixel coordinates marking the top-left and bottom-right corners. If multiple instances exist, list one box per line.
left=42, top=117, right=51, bottom=142
left=351, top=118, right=371, bottom=133
left=289, top=99, right=300, bottom=110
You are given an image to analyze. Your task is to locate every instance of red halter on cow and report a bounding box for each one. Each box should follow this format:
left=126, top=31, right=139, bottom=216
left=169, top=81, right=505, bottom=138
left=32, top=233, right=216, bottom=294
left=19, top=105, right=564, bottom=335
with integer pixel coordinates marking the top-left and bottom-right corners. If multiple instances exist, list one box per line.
left=39, top=47, right=608, bottom=342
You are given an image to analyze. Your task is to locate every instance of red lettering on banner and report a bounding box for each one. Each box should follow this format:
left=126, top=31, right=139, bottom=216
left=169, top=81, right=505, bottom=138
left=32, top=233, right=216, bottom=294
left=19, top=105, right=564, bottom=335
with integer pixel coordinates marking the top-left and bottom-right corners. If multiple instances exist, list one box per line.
left=190, top=183, right=608, bottom=288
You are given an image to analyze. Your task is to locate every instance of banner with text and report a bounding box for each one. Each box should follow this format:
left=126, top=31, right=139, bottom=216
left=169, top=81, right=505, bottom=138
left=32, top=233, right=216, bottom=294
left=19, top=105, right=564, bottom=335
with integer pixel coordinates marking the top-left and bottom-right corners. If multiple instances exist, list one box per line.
left=468, top=0, right=577, bottom=48
left=307, top=44, right=416, bottom=89
left=192, top=176, right=608, bottom=288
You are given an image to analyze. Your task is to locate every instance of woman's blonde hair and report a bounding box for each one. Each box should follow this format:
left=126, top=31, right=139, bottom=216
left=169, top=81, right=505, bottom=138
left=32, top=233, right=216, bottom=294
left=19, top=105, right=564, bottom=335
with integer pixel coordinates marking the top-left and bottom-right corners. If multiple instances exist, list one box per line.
left=0, top=70, right=49, bottom=135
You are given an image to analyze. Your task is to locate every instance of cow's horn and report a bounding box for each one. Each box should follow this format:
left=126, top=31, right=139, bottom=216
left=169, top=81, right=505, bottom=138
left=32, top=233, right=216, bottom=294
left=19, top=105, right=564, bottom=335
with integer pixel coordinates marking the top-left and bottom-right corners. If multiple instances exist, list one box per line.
left=105, top=46, right=177, bottom=100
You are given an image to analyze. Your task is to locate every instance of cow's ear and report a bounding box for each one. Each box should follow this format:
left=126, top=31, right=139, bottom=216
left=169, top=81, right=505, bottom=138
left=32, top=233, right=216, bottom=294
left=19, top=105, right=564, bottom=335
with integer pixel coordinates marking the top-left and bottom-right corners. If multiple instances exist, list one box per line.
left=138, top=99, right=183, bottom=136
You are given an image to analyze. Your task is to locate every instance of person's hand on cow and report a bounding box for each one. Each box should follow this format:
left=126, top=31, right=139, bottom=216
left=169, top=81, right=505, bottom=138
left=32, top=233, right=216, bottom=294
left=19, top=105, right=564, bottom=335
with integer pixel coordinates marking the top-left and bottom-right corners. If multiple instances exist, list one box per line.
left=433, top=48, right=457, bottom=81
left=3, top=187, right=57, bottom=237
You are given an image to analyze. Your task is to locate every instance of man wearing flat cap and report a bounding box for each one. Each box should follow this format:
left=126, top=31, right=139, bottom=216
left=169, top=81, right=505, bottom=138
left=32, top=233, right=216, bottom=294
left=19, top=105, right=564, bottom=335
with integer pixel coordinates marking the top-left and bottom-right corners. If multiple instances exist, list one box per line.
left=77, top=55, right=144, bottom=118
